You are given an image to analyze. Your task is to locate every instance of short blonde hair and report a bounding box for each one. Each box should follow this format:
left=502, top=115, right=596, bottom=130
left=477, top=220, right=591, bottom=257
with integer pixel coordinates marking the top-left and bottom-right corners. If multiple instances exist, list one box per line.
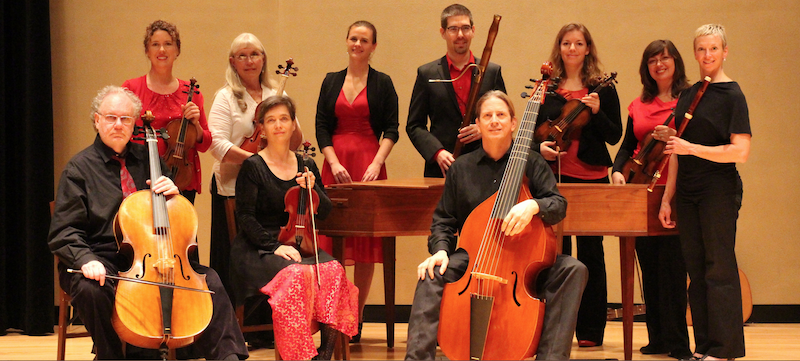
left=694, top=24, right=727, bottom=48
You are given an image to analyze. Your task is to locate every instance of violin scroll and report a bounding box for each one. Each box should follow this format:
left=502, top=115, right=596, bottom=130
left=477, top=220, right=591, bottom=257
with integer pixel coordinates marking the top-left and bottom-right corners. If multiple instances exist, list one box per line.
left=276, top=58, right=299, bottom=77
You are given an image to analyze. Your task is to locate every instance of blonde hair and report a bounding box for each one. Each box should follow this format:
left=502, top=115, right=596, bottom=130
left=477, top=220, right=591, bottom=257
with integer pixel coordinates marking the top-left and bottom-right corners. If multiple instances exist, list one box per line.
left=694, top=24, right=728, bottom=49
left=221, top=33, right=276, bottom=113
left=548, top=23, right=604, bottom=87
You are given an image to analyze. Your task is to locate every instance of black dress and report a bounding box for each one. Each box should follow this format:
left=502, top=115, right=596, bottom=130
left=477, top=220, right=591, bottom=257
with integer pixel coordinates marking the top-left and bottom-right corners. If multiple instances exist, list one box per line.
left=231, top=153, right=334, bottom=289
left=229, top=153, right=358, bottom=360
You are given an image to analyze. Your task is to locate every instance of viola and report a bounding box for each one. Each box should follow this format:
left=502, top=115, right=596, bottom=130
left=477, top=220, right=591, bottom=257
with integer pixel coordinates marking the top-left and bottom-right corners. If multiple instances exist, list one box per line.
left=620, top=111, right=675, bottom=184
left=277, top=141, right=322, bottom=283
left=534, top=72, right=617, bottom=151
left=240, top=59, right=299, bottom=154
left=112, top=111, right=212, bottom=356
left=437, top=63, right=557, bottom=360
left=163, top=78, right=200, bottom=191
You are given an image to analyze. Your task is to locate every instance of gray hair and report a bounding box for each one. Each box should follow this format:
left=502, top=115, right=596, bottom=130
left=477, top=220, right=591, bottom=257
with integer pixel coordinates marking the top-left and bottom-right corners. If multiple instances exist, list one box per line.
left=694, top=24, right=727, bottom=49
left=90, top=85, right=142, bottom=131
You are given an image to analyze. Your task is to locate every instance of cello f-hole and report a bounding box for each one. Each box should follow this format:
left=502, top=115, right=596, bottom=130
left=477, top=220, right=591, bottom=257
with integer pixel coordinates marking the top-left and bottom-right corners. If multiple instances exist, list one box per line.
left=174, top=254, right=191, bottom=281
left=136, top=253, right=152, bottom=279
left=458, top=273, right=473, bottom=296
left=511, top=271, right=521, bottom=307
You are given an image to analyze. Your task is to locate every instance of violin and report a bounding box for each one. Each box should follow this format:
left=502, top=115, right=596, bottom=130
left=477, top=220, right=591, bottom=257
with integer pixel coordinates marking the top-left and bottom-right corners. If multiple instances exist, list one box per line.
left=438, top=63, right=557, bottom=360
left=534, top=72, right=618, bottom=151
left=163, top=78, right=200, bottom=191
left=620, top=111, right=675, bottom=184
left=277, top=141, right=322, bottom=283
left=240, top=59, right=299, bottom=154
left=111, top=111, right=212, bottom=356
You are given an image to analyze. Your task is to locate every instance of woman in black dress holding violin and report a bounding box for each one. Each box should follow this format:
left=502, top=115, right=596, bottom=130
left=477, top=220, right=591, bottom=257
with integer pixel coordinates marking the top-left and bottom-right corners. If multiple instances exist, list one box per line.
left=535, top=23, right=622, bottom=347
left=231, top=96, right=358, bottom=360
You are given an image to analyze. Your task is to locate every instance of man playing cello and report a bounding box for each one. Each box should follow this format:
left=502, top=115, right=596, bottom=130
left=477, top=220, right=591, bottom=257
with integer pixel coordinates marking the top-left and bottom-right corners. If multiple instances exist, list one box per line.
left=405, top=91, right=587, bottom=360
left=48, top=86, right=247, bottom=360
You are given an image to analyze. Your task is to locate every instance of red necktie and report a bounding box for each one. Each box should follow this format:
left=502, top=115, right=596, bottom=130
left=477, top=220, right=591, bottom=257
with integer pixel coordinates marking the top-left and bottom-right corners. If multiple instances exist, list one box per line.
left=112, top=155, right=137, bottom=198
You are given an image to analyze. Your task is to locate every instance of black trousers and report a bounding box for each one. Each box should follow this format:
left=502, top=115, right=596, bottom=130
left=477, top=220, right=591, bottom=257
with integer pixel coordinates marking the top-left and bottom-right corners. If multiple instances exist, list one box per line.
left=405, top=251, right=588, bottom=360
left=559, top=174, right=608, bottom=344
left=636, top=234, right=690, bottom=355
left=676, top=188, right=745, bottom=358
left=59, top=260, right=248, bottom=360
left=210, top=175, right=234, bottom=298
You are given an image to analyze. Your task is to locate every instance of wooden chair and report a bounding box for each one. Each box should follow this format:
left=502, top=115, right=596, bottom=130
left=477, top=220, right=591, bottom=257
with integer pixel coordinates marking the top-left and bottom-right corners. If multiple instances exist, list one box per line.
left=225, top=198, right=349, bottom=360
left=55, top=255, right=92, bottom=360
left=51, top=201, right=93, bottom=360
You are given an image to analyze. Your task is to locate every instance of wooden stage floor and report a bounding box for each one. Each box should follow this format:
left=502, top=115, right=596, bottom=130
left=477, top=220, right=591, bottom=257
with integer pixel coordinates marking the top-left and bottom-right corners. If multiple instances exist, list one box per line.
left=2, top=321, right=799, bottom=360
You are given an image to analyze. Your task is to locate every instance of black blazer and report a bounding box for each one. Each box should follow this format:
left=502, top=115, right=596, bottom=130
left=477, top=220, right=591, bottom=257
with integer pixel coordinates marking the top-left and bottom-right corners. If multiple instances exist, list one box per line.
left=534, top=85, right=622, bottom=167
left=406, top=55, right=506, bottom=177
left=315, top=66, right=399, bottom=150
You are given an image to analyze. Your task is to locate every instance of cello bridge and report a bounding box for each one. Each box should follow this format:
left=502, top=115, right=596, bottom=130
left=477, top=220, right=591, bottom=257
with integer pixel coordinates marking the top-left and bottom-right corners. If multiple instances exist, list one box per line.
left=471, top=272, right=508, bottom=284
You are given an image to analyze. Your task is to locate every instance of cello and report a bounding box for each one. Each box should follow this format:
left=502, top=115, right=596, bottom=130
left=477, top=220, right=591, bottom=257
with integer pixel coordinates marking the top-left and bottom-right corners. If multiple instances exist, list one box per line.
left=533, top=72, right=617, bottom=151
left=240, top=59, right=300, bottom=153
left=163, top=78, right=200, bottom=190
left=112, top=111, right=212, bottom=357
left=438, top=63, right=557, bottom=360
left=278, top=141, right=323, bottom=285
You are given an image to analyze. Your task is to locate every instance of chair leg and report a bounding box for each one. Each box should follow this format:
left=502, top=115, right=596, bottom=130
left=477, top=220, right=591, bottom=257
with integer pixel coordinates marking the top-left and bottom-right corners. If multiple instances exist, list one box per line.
left=235, top=304, right=245, bottom=330
left=334, top=332, right=350, bottom=360
left=57, top=292, right=69, bottom=361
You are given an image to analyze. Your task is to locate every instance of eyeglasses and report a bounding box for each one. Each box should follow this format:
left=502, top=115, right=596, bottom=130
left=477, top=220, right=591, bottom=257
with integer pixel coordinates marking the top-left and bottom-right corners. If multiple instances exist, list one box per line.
left=647, top=56, right=674, bottom=66
left=234, top=53, right=263, bottom=62
left=97, top=113, right=135, bottom=126
left=446, top=25, right=473, bottom=35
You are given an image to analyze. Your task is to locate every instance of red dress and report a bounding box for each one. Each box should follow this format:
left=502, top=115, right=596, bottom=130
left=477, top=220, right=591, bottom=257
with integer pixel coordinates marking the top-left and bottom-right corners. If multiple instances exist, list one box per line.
left=122, top=75, right=211, bottom=193
left=320, top=88, right=386, bottom=263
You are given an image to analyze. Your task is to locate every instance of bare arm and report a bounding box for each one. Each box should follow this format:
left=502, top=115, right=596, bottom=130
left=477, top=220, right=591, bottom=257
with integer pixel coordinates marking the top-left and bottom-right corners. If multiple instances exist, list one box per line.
left=658, top=153, right=678, bottom=228
left=362, top=138, right=396, bottom=182
left=665, top=133, right=751, bottom=164
left=321, top=146, right=352, bottom=184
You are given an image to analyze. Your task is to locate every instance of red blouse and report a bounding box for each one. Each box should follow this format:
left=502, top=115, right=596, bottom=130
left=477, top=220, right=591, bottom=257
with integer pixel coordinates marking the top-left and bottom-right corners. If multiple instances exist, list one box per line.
left=627, top=96, right=677, bottom=185
left=122, top=75, right=211, bottom=193
left=552, top=88, right=608, bottom=180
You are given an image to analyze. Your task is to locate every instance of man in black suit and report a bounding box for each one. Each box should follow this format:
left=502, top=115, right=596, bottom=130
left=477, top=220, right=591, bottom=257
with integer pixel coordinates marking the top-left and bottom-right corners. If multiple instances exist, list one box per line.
left=406, top=3, right=507, bottom=178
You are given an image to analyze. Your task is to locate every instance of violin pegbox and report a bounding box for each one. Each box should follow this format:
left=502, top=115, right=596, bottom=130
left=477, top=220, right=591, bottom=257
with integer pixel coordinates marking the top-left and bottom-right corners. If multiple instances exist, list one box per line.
left=597, top=72, right=619, bottom=89
left=276, top=58, right=299, bottom=77
left=299, top=140, right=317, bottom=159
left=182, top=77, right=200, bottom=96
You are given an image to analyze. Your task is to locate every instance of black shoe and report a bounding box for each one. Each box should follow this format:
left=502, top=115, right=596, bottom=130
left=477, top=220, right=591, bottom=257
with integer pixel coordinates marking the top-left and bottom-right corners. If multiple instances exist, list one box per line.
left=640, top=343, right=667, bottom=354
left=668, top=349, right=694, bottom=360
left=349, top=322, right=363, bottom=343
